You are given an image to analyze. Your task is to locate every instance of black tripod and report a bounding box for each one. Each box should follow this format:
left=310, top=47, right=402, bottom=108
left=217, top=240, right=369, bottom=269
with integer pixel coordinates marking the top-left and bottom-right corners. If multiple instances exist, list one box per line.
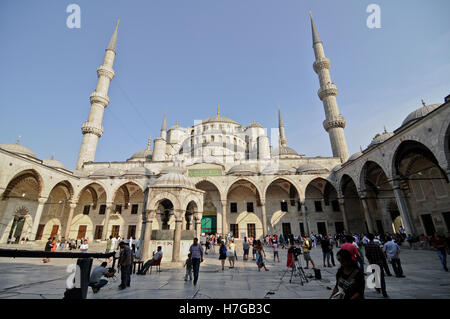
left=289, top=253, right=309, bottom=285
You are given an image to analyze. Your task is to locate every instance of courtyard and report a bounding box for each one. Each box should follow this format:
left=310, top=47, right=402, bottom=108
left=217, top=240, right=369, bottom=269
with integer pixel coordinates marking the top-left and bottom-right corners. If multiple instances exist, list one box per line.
left=0, top=244, right=449, bottom=299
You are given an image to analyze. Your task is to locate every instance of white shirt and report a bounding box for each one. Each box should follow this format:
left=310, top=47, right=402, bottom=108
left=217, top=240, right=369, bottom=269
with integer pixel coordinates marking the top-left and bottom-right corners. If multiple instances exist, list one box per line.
left=80, top=243, right=89, bottom=252
left=153, top=251, right=163, bottom=260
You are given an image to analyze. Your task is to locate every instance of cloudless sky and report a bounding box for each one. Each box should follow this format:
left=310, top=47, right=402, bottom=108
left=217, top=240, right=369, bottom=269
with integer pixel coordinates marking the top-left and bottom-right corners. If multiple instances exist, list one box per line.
left=0, top=0, right=449, bottom=169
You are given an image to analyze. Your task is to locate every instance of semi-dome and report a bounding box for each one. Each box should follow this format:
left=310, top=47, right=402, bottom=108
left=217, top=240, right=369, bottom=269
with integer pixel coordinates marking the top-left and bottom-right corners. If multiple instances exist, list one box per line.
left=348, top=151, right=363, bottom=162
left=123, top=167, right=152, bottom=176
left=90, top=167, right=121, bottom=177
left=152, top=172, right=196, bottom=189
left=227, top=163, right=258, bottom=176
left=72, top=169, right=89, bottom=177
left=402, top=102, right=440, bottom=127
left=271, top=146, right=299, bottom=156
left=43, top=158, right=66, bottom=169
left=368, top=131, right=394, bottom=148
left=128, top=149, right=153, bottom=161
left=296, top=163, right=329, bottom=174
left=0, top=143, right=36, bottom=158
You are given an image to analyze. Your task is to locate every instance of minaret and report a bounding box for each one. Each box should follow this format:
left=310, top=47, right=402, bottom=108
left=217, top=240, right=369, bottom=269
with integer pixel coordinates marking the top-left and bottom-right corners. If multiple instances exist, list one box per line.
left=76, top=20, right=119, bottom=169
left=278, top=105, right=287, bottom=147
left=153, top=112, right=167, bottom=161
left=310, top=12, right=349, bottom=162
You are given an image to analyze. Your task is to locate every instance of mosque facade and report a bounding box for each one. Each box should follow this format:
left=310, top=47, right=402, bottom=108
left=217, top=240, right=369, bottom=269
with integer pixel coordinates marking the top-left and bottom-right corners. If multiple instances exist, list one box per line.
left=0, top=15, right=449, bottom=261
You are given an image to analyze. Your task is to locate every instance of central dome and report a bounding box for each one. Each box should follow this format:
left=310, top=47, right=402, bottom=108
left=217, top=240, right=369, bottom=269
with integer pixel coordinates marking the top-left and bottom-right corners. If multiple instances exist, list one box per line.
left=202, top=114, right=239, bottom=125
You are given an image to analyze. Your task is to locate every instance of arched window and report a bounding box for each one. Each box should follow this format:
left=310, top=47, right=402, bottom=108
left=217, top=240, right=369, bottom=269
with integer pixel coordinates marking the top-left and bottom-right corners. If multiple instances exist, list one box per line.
left=430, top=168, right=447, bottom=198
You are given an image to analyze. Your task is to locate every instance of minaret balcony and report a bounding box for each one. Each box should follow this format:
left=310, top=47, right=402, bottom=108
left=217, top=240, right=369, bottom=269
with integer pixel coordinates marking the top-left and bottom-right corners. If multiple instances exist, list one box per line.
left=89, top=91, right=110, bottom=107
left=81, top=121, right=104, bottom=137
left=317, top=83, right=338, bottom=100
left=323, top=115, right=346, bottom=131
left=97, top=65, right=115, bottom=80
left=313, top=57, right=330, bottom=73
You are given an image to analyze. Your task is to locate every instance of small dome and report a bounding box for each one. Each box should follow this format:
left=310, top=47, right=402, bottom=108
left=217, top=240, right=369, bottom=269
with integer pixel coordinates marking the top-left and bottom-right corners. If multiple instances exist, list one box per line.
left=348, top=151, right=363, bottom=162
left=296, top=163, right=329, bottom=174
left=72, top=169, right=89, bottom=177
left=90, top=167, right=121, bottom=177
left=0, top=143, right=36, bottom=158
left=43, top=158, right=66, bottom=169
left=160, top=166, right=186, bottom=175
left=123, top=167, right=152, bottom=176
left=271, top=146, right=299, bottom=156
left=128, top=149, right=153, bottom=161
left=402, top=103, right=440, bottom=126
left=227, top=163, right=258, bottom=176
left=260, top=162, right=295, bottom=175
left=152, top=172, right=196, bottom=189
left=247, top=121, right=263, bottom=129
left=369, top=131, right=394, bottom=148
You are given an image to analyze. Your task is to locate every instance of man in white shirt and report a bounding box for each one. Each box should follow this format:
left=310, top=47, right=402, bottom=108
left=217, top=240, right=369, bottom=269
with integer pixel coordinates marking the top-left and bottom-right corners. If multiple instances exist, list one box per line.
left=80, top=240, right=89, bottom=253
left=137, top=246, right=163, bottom=275
left=89, top=262, right=115, bottom=293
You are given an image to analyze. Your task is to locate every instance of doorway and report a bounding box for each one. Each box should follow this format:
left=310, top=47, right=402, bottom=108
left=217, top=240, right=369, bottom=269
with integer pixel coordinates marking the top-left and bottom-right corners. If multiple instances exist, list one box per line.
left=420, top=214, right=436, bottom=236
left=317, top=222, right=327, bottom=236
left=77, top=225, right=87, bottom=239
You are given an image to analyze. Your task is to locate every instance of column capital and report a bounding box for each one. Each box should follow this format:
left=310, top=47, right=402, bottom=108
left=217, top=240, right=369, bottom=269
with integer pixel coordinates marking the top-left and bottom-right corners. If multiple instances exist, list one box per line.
left=338, top=198, right=345, bottom=205
left=359, top=190, right=367, bottom=199
left=37, top=197, right=48, bottom=204
left=69, top=202, right=78, bottom=209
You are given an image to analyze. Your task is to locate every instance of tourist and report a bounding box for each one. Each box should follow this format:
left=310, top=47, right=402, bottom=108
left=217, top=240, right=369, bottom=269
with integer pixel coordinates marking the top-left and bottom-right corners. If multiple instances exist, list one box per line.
left=256, top=240, right=269, bottom=271
left=189, top=237, right=204, bottom=285
left=227, top=239, right=236, bottom=268
left=89, top=262, right=115, bottom=293
left=80, top=239, right=89, bottom=253
left=219, top=241, right=227, bottom=271
left=138, top=246, right=163, bottom=275
left=41, top=237, right=53, bottom=263
left=365, top=233, right=389, bottom=297
left=356, top=241, right=365, bottom=272
left=252, top=238, right=257, bottom=260
left=301, top=236, right=315, bottom=269
left=273, top=240, right=280, bottom=262
left=118, top=241, right=132, bottom=289
left=321, top=235, right=332, bottom=267
left=341, top=235, right=360, bottom=262
left=242, top=237, right=249, bottom=261
left=330, top=249, right=365, bottom=299
left=286, top=239, right=295, bottom=269
left=329, top=235, right=336, bottom=266
left=383, top=236, right=405, bottom=277
left=106, top=235, right=112, bottom=253
left=184, top=253, right=193, bottom=281
left=431, top=232, right=448, bottom=272
left=111, top=236, right=117, bottom=251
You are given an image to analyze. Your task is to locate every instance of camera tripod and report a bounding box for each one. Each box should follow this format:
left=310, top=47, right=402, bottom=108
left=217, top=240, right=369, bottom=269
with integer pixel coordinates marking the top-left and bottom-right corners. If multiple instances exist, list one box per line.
left=289, top=255, right=309, bottom=285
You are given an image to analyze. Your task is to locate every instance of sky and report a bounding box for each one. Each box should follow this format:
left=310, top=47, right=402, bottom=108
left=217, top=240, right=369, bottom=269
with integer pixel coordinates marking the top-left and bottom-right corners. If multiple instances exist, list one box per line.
left=0, top=0, right=449, bottom=170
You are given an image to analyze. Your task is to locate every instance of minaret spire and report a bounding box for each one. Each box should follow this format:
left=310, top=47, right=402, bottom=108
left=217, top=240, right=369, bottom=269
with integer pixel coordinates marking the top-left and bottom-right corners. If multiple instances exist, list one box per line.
left=76, top=20, right=119, bottom=169
left=217, top=104, right=220, bottom=117
left=278, top=105, right=287, bottom=147
left=310, top=12, right=349, bottom=162
left=160, top=110, right=167, bottom=140
left=147, top=136, right=152, bottom=150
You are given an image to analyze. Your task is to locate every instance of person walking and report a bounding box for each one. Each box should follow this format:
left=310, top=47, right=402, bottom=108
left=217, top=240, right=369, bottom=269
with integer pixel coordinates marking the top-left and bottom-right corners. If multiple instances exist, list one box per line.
left=118, top=241, right=132, bottom=290
left=256, top=241, right=269, bottom=271
left=252, top=238, right=257, bottom=260
left=227, top=240, right=236, bottom=268
left=184, top=253, right=193, bottom=281
left=41, top=237, right=53, bottom=263
left=365, top=234, right=389, bottom=298
left=431, top=232, right=448, bottom=272
left=273, top=240, right=280, bottom=262
left=219, top=241, right=227, bottom=271
left=189, top=238, right=204, bottom=285
left=242, top=237, right=250, bottom=261
left=321, top=235, right=332, bottom=267
left=383, top=236, right=405, bottom=277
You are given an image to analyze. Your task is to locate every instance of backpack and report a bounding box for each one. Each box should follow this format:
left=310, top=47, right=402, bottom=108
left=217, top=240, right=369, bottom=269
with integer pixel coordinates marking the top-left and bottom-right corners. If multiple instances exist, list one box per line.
left=220, top=246, right=227, bottom=255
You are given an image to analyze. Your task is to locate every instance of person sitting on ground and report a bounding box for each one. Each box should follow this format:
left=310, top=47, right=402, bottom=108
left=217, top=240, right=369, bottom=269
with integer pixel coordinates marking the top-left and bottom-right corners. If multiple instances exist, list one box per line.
left=330, top=249, right=365, bottom=299
left=137, top=246, right=163, bottom=275
left=89, top=262, right=116, bottom=293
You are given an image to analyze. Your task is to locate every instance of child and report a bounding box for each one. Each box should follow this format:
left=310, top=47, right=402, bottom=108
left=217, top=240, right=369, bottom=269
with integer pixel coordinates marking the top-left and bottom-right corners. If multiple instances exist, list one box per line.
left=273, top=241, right=280, bottom=262
left=184, top=253, right=193, bottom=281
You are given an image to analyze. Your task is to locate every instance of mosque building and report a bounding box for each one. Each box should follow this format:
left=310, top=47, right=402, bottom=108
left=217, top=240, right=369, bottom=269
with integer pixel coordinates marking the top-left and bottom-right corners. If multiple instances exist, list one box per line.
left=0, top=14, right=449, bottom=261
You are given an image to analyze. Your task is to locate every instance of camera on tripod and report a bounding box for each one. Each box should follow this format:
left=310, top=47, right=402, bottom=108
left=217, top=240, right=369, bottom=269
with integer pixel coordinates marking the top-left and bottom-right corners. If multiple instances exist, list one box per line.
left=293, top=247, right=302, bottom=256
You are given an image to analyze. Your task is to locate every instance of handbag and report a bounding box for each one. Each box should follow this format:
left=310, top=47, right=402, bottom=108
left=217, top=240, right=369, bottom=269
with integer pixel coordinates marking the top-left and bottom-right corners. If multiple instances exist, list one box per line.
left=226, top=250, right=234, bottom=257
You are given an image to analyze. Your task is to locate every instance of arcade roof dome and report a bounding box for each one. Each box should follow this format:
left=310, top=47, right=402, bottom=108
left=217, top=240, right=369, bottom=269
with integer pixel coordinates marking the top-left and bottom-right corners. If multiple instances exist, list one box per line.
left=0, top=143, right=36, bottom=158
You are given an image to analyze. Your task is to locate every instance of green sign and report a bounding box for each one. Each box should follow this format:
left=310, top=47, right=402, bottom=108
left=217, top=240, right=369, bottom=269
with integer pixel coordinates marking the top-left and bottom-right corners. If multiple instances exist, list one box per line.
left=201, top=216, right=217, bottom=234
left=188, top=169, right=222, bottom=177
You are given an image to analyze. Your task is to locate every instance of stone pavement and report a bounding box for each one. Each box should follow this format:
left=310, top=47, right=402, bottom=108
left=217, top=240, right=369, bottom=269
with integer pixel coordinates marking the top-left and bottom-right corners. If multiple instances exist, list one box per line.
left=0, top=245, right=449, bottom=299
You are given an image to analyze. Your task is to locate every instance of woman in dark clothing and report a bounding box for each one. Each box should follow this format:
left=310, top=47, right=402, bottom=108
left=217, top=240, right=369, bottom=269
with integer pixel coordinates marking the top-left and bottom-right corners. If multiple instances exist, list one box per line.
left=330, top=249, right=365, bottom=299
left=218, top=241, right=227, bottom=271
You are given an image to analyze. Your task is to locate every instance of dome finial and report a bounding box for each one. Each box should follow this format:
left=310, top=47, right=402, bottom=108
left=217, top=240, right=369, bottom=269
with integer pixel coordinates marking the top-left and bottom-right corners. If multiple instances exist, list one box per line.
left=217, top=104, right=220, bottom=117
left=383, top=126, right=387, bottom=133
left=421, top=99, right=426, bottom=107
left=51, top=153, right=55, bottom=160
left=16, top=135, right=21, bottom=144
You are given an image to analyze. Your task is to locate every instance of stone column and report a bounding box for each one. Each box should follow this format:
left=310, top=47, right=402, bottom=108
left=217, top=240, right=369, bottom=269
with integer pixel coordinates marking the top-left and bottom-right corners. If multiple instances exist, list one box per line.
left=338, top=198, right=349, bottom=233
left=221, top=199, right=228, bottom=235
left=30, top=197, right=47, bottom=240
left=64, top=202, right=78, bottom=239
left=360, top=192, right=374, bottom=233
left=379, top=199, right=393, bottom=234
left=194, top=212, right=203, bottom=238
left=102, top=202, right=114, bottom=240
left=141, top=210, right=155, bottom=261
left=172, top=210, right=183, bottom=262
left=301, top=200, right=310, bottom=235
left=393, top=179, right=416, bottom=235
left=260, top=200, right=268, bottom=237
